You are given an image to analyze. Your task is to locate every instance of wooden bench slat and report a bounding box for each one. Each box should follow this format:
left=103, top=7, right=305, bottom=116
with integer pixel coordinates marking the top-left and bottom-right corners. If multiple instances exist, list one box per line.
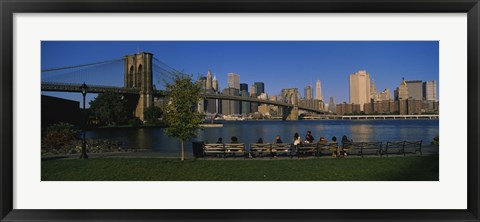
left=342, top=142, right=382, bottom=157
left=249, top=143, right=272, bottom=158
left=271, top=143, right=292, bottom=157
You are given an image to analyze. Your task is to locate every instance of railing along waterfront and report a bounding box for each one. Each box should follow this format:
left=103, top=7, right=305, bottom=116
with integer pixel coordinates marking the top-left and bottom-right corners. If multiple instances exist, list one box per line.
left=302, top=114, right=439, bottom=120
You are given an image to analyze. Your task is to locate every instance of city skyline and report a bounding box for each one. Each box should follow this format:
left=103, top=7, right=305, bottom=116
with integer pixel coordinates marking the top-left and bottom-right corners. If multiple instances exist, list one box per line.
left=41, top=41, right=439, bottom=104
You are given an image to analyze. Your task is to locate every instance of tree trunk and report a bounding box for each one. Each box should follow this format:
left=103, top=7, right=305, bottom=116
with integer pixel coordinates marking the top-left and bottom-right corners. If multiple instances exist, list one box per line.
left=181, top=140, right=185, bottom=161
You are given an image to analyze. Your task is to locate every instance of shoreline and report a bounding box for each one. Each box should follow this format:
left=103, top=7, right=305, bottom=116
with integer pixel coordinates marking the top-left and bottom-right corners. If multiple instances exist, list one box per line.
left=41, top=144, right=439, bottom=160
left=82, top=118, right=439, bottom=130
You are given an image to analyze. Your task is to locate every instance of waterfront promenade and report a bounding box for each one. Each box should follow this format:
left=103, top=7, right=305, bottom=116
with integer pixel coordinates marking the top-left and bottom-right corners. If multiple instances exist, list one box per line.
left=302, top=114, right=439, bottom=120
left=41, top=144, right=439, bottom=160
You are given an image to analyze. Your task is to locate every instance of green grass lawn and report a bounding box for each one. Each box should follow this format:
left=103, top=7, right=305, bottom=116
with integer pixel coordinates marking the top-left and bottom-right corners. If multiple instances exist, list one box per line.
left=41, top=155, right=439, bottom=181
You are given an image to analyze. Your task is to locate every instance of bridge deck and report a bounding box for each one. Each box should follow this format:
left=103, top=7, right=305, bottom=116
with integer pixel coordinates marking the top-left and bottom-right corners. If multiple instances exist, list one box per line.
left=41, top=82, right=325, bottom=114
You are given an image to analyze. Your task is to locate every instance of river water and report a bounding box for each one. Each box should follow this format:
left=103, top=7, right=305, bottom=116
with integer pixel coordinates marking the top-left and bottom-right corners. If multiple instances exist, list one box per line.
left=85, top=120, right=439, bottom=155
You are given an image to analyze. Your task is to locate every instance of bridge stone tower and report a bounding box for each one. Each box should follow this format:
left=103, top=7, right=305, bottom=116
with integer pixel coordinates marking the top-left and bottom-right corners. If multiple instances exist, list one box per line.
left=281, top=88, right=299, bottom=121
left=124, top=52, right=154, bottom=121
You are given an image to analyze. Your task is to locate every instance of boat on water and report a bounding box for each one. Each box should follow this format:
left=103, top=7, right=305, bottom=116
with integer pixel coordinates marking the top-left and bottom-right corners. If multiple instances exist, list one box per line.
left=199, top=123, right=224, bottom=127
left=222, top=114, right=245, bottom=121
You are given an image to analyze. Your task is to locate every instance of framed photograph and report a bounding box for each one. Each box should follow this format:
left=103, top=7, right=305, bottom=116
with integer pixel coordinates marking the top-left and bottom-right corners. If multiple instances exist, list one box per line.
left=1, top=0, right=479, bottom=221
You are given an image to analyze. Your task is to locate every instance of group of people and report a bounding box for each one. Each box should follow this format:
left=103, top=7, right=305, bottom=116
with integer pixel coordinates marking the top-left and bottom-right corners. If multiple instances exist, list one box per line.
left=212, top=132, right=352, bottom=157
left=214, top=132, right=352, bottom=146
left=292, top=131, right=351, bottom=145
left=215, top=135, right=283, bottom=144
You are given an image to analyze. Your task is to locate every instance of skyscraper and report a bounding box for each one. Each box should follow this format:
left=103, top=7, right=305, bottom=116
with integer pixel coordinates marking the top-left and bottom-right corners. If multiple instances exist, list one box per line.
left=349, top=70, right=371, bottom=111
left=328, top=97, right=336, bottom=113
left=315, top=80, right=323, bottom=101
left=397, top=79, right=409, bottom=100
left=239, top=83, right=249, bottom=114
left=304, top=85, right=312, bottom=100
left=212, top=74, right=218, bottom=92
left=240, top=83, right=248, bottom=92
left=405, top=80, right=423, bottom=100
left=221, top=88, right=240, bottom=114
left=254, top=82, right=265, bottom=96
left=423, top=80, right=437, bottom=101
left=370, top=79, right=376, bottom=93
left=206, top=70, right=212, bottom=90
left=249, top=85, right=256, bottom=97
left=227, top=73, right=240, bottom=90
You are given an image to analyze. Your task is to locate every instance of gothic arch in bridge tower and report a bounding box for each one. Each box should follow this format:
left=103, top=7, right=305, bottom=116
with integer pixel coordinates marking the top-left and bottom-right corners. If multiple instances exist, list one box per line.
left=281, top=88, right=299, bottom=121
left=124, top=52, right=154, bottom=121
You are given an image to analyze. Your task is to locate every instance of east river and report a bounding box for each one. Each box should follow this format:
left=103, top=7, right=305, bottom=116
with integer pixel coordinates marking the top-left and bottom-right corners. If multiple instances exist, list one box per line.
left=85, top=119, right=439, bottom=155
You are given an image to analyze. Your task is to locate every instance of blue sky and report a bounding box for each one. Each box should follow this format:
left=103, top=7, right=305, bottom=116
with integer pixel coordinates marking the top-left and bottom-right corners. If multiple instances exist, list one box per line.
left=41, top=41, right=439, bottom=105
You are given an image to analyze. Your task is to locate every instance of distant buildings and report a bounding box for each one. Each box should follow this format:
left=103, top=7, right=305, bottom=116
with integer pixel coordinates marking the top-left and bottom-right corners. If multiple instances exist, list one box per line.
left=358, top=78, right=439, bottom=115
left=371, top=88, right=392, bottom=102
left=249, top=85, right=256, bottom=97
left=315, top=80, right=323, bottom=101
left=396, top=78, right=409, bottom=100
left=336, top=102, right=361, bottom=115
left=227, top=73, right=240, bottom=90
left=304, top=85, right=312, bottom=100
left=335, top=75, right=439, bottom=115
left=206, top=70, right=212, bottom=90
left=221, top=87, right=240, bottom=115
left=254, top=82, right=265, bottom=96
left=349, top=70, right=371, bottom=111
left=370, top=79, right=392, bottom=102
left=405, top=80, right=423, bottom=100
left=195, top=67, right=438, bottom=117
left=424, top=80, right=437, bottom=101
left=328, top=97, right=336, bottom=113
left=240, top=85, right=250, bottom=115
left=212, top=74, right=219, bottom=92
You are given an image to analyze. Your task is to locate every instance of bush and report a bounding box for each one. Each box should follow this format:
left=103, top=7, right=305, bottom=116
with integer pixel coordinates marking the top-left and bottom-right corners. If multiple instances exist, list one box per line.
left=431, top=135, right=439, bottom=145
left=128, top=118, right=142, bottom=127
left=42, top=123, right=79, bottom=150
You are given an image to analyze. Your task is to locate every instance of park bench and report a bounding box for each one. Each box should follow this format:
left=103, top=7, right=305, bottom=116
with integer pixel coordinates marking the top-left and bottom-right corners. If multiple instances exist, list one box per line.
left=296, top=143, right=318, bottom=157
left=384, top=140, right=422, bottom=156
left=249, top=143, right=272, bottom=158
left=224, top=143, right=247, bottom=158
left=317, top=142, right=339, bottom=157
left=203, top=143, right=225, bottom=158
left=342, top=142, right=382, bottom=157
left=271, top=143, right=292, bottom=157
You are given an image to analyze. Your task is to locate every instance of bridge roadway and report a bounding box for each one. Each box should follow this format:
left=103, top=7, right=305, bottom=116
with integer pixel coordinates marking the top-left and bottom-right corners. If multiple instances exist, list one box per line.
left=41, top=82, right=325, bottom=114
left=41, top=82, right=140, bottom=94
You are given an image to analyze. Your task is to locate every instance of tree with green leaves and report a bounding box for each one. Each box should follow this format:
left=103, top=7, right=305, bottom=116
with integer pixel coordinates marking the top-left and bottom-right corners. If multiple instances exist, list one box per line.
left=144, top=105, right=164, bottom=125
left=89, top=92, right=129, bottom=126
left=164, top=73, right=203, bottom=161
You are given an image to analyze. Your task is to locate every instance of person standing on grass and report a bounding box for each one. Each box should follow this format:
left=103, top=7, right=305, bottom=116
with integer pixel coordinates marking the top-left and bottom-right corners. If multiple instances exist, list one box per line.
left=305, top=131, right=315, bottom=143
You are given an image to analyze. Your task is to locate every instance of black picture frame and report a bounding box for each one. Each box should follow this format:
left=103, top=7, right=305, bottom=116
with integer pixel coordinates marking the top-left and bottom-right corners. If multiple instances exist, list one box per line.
left=1, top=0, right=479, bottom=221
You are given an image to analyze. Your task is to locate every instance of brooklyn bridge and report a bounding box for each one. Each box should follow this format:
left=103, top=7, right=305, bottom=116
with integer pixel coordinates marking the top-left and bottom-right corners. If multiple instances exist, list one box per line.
left=41, top=52, right=326, bottom=121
